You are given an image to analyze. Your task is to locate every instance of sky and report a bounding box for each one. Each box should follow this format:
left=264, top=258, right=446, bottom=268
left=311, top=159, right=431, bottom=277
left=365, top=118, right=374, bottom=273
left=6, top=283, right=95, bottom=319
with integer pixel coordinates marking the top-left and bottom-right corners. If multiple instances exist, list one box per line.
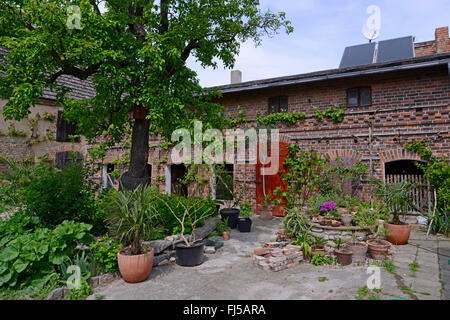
left=187, top=0, right=450, bottom=88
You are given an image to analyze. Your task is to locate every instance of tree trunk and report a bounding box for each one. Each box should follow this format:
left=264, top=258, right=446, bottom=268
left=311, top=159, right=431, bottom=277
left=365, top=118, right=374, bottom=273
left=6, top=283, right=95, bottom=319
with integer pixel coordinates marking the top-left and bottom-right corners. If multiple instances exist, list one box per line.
left=120, top=118, right=152, bottom=190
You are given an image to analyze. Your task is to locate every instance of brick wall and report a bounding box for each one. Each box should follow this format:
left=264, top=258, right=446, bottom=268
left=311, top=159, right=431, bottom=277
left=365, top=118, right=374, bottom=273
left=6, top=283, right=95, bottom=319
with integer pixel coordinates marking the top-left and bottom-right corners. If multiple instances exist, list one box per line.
left=216, top=64, right=450, bottom=203
left=415, top=27, right=450, bottom=57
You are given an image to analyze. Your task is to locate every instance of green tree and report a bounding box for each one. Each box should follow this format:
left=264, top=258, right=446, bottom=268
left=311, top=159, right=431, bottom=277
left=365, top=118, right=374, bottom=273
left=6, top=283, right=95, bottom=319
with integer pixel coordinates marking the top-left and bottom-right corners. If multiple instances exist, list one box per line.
left=0, top=0, right=292, bottom=189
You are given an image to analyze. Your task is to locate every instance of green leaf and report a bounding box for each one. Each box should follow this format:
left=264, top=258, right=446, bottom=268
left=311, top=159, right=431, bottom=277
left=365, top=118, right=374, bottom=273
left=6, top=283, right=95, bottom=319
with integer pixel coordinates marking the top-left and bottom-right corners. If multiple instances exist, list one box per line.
left=0, top=246, right=19, bottom=262
left=13, top=259, right=29, bottom=273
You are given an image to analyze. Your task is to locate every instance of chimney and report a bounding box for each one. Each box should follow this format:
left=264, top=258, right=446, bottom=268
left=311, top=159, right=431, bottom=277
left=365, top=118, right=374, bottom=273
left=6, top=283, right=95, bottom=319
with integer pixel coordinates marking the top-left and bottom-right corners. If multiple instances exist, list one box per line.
left=435, top=26, right=450, bottom=54
left=230, top=70, right=242, bottom=84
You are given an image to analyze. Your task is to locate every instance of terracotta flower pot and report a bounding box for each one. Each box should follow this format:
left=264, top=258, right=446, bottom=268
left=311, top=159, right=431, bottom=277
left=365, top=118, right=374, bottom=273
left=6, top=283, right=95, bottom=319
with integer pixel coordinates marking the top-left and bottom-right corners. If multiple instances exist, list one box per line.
left=346, top=241, right=368, bottom=263
left=117, top=247, right=154, bottom=283
left=335, top=249, right=353, bottom=265
left=331, top=220, right=341, bottom=227
left=384, top=223, right=411, bottom=245
left=222, top=231, right=230, bottom=241
left=311, top=247, right=326, bottom=257
left=366, top=239, right=391, bottom=260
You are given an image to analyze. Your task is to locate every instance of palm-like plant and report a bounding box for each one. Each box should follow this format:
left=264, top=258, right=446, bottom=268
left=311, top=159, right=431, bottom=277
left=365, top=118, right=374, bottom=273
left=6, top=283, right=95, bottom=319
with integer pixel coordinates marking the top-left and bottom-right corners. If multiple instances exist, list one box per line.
left=371, top=179, right=414, bottom=225
left=107, top=185, right=161, bottom=255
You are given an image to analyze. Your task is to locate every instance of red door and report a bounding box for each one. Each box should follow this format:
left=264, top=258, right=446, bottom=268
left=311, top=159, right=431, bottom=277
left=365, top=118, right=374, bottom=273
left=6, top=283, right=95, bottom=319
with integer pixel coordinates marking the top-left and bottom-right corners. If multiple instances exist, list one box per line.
left=255, top=142, right=289, bottom=217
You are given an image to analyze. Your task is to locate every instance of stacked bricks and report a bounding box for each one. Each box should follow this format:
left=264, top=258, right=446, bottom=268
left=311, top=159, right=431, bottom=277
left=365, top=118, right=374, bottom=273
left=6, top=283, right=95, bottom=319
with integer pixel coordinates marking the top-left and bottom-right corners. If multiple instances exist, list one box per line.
left=253, top=242, right=303, bottom=272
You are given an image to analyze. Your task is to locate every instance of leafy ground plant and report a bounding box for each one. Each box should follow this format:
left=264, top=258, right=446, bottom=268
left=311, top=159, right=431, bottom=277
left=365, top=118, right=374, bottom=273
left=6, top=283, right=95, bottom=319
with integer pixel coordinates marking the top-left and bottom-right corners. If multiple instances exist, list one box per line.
left=311, top=253, right=335, bottom=266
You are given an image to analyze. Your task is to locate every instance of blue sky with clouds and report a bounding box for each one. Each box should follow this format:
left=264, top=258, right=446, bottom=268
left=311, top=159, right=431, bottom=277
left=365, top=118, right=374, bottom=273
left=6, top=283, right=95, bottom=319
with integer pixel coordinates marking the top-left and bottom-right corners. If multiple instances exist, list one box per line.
left=187, top=0, right=450, bottom=88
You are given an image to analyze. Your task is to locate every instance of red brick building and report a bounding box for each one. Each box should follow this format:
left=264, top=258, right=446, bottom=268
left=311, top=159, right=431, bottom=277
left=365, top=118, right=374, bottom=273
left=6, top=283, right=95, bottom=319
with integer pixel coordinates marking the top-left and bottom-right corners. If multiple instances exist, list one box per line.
left=202, top=27, right=449, bottom=213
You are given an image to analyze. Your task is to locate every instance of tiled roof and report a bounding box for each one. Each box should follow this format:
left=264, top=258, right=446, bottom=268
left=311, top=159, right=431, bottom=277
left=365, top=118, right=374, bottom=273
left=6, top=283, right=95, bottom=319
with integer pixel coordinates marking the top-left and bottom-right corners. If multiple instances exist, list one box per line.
left=1, top=47, right=96, bottom=101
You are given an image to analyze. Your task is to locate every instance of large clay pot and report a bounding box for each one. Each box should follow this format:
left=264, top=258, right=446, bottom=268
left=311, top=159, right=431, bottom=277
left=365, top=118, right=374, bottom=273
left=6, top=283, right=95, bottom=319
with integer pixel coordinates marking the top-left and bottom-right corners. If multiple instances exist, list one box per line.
left=346, top=241, right=368, bottom=263
left=335, top=249, right=353, bottom=265
left=384, top=223, right=411, bottom=245
left=366, top=239, right=391, bottom=260
left=117, top=247, right=154, bottom=283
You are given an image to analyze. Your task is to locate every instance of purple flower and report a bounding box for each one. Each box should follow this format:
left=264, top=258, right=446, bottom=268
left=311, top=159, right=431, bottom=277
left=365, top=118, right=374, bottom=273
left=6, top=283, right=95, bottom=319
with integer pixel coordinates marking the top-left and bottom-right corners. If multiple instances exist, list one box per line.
left=320, top=201, right=336, bottom=212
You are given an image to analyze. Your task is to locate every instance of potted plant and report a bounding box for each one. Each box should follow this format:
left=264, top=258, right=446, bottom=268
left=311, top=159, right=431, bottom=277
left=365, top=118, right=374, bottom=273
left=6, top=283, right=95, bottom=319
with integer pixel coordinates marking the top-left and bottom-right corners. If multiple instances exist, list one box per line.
left=366, top=226, right=391, bottom=260
left=333, top=237, right=345, bottom=254
left=311, top=236, right=327, bottom=257
left=292, top=228, right=313, bottom=261
left=332, top=237, right=353, bottom=265
left=216, top=218, right=231, bottom=240
left=159, top=195, right=216, bottom=267
left=372, top=180, right=414, bottom=245
left=108, top=185, right=160, bottom=283
left=237, top=200, right=253, bottom=233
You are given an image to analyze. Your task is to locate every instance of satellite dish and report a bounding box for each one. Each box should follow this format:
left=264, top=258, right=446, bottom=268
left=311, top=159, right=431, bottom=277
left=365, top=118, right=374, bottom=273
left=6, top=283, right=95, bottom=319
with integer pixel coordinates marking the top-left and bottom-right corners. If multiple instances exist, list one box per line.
left=362, top=5, right=381, bottom=41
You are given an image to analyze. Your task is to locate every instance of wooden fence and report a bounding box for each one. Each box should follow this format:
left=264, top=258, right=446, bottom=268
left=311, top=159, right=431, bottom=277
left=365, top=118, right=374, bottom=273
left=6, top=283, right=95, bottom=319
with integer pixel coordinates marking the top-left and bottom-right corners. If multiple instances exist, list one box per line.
left=385, top=174, right=430, bottom=214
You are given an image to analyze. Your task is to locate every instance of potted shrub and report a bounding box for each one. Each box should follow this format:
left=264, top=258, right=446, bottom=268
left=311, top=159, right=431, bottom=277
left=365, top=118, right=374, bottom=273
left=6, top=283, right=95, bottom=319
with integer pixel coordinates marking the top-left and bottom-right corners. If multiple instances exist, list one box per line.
left=237, top=200, right=253, bottom=233
left=108, top=185, right=160, bottom=283
left=159, top=195, right=216, bottom=267
left=372, top=180, right=414, bottom=245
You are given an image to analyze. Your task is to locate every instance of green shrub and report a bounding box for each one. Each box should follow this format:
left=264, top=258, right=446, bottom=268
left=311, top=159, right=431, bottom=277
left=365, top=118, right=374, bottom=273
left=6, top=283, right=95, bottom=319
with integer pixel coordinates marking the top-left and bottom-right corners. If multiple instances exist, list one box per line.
left=0, top=219, right=93, bottom=294
left=89, top=235, right=123, bottom=274
left=23, top=163, right=106, bottom=233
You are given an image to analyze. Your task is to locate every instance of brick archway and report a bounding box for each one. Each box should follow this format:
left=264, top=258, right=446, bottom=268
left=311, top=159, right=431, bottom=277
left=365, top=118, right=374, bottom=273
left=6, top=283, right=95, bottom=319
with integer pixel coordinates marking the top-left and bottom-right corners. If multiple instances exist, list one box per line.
left=325, top=149, right=363, bottom=162
left=380, top=148, right=423, bottom=179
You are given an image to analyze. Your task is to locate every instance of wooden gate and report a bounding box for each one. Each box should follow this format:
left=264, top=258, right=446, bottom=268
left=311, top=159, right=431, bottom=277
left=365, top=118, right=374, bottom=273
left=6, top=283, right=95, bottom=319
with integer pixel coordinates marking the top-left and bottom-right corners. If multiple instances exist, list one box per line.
left=385, top=174, right=430, bottom=213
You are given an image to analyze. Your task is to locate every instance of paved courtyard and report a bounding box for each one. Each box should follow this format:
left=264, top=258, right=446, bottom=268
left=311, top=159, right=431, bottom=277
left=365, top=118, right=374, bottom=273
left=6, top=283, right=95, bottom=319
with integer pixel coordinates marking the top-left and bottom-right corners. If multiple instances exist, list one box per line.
left=89, top=217, right=450, bottom=300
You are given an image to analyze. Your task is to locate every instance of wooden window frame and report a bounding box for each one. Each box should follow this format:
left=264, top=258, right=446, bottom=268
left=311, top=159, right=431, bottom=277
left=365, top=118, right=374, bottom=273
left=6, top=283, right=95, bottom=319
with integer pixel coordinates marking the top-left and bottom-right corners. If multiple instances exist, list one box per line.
left=56, top=110, right=80, bottom=142
left=268, top=96, right=289, bottom=113
left=347, top=87, right=372, bottom=107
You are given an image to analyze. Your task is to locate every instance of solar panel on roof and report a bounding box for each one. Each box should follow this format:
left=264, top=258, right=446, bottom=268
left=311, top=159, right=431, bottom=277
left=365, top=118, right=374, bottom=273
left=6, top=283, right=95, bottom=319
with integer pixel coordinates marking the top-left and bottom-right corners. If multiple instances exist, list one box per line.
left=339, top=42, right=376, bottom=68
left=376, top=36, right=414, bottom=63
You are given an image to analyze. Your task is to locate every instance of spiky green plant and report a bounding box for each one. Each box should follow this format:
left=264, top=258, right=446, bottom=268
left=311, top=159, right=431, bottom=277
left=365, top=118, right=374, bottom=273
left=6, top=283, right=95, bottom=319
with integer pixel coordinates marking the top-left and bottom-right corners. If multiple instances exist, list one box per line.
left=371, top=179, right=414, bottom=225
left=107, top=185, right=161, bottom=255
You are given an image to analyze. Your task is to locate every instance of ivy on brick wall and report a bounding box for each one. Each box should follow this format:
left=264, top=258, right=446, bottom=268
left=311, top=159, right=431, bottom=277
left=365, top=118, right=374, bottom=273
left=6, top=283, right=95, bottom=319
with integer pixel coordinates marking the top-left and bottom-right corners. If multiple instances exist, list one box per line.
left=313, top=106, right=345, bottom=123
left=256, top=110, right=307, bottom=125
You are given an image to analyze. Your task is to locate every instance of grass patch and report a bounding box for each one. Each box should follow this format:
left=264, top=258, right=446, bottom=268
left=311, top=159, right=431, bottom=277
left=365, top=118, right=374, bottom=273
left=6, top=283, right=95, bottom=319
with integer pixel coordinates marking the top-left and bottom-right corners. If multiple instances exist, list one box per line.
left=356, top=286, right=384, bottom=300
left=318, top=276, right=329, bottom=282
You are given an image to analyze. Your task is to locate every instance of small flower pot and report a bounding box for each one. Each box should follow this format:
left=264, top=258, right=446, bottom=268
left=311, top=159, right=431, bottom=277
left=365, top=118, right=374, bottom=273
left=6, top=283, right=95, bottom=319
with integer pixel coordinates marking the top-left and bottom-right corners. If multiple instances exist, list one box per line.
left=222, top=231, right=230, bottom=241
left=117, top=247, right=154, bottom=283
left=220, top=208, right=240, bottom=229
left=311, top=246, right=326, bottom=257
left=237, top=217, right=252, bottom=233
left=366, top=239, right=391, bottom=260
left=175, top=241, right=205, bottom=267
left=331, top=220, right=341, bottom=227
left=335, top=248, right=353, bottom=265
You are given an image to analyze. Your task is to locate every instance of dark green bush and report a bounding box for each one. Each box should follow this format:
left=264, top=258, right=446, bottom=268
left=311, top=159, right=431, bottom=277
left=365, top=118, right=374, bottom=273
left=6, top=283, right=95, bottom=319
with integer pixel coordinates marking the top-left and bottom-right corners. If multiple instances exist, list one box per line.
left=23, top=164, right=106, bottom=233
